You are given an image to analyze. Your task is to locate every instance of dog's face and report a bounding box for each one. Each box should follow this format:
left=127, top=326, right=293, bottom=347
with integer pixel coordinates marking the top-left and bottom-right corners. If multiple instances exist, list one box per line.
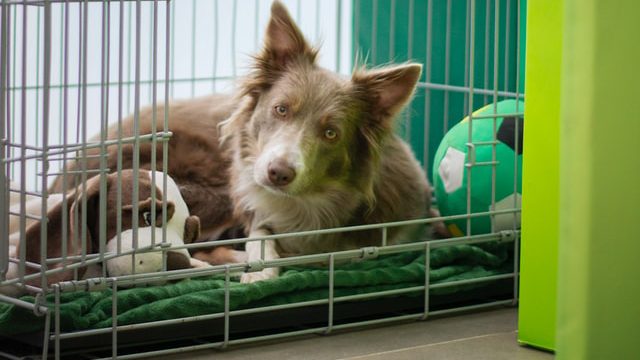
left=250, top=66, right=361, bottom=196
left=225, top=1, right=422, bottom=202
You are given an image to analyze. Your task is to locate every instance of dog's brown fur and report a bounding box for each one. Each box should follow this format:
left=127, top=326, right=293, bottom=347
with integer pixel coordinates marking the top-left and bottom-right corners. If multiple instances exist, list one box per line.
left=49, top=96, right=244, bottom=264
left=50, top=95, right=236, bottom=241
left=220, top=2, right=432, bottom=282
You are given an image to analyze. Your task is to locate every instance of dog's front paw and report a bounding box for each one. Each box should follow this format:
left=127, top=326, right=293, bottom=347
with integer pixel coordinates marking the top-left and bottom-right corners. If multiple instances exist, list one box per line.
left=240, top=268, right=279, bottom=283
left=189, top=258, right=213, bottom=268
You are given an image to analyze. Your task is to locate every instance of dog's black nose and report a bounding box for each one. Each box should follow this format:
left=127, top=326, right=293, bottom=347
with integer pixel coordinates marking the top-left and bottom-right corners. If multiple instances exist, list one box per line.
left=268, top=160, right=296, bottom=187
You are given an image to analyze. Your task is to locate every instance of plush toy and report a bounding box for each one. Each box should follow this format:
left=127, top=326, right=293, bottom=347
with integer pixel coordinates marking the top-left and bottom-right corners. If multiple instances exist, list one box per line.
left=432, top=99, right=524, bottom=236
left=1, top=170, right=209, bottom=296
left=105, top=171, right=209, bottom=277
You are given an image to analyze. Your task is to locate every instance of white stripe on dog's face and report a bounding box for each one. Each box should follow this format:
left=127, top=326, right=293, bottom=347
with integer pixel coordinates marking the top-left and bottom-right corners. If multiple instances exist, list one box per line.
left=253, top=127, right=305, bottom=194
left=239, top=61, right=376, bottom=201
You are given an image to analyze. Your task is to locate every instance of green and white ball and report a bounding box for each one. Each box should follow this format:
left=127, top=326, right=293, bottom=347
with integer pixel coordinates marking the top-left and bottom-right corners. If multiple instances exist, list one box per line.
left=433, top=100, right=524, bottom=236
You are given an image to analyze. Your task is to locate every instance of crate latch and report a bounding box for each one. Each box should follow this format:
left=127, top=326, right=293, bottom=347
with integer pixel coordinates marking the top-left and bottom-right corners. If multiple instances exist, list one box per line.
left=245, top=260, right=265, bottom=273
left=361, top=246, right=379, bottom=260
left=499, top=230, right=516, bottom=242
left=87, top=278, right=108, bottom=292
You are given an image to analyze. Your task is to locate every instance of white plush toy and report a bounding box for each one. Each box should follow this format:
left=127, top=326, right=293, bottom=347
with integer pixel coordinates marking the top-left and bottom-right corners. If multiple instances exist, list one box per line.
left=1, top=170, right=210, bottom=296
left=105, top=171, right=211, bottom=277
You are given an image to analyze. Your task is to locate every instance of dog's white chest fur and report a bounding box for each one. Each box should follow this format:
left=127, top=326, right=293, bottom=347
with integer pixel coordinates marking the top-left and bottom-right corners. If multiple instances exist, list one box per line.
left=241, top=179, right=365, bottom=254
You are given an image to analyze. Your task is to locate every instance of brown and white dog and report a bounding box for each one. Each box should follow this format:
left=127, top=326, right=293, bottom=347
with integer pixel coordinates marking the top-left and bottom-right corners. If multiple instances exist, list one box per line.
left=222, top=2, right=432, bottom=282
left=50, top=1, right=433, bottom=283
left=2, top=169, right=207, bottom=296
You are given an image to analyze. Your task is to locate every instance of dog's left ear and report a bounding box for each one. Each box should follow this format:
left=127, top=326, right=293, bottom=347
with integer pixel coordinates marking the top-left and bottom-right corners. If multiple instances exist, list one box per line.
left=352, top=63, right=423, bottom=121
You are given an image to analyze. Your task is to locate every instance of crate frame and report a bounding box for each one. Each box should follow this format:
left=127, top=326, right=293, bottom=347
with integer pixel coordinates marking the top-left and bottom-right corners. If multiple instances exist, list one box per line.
left=0, top=1, right=524, bottom=358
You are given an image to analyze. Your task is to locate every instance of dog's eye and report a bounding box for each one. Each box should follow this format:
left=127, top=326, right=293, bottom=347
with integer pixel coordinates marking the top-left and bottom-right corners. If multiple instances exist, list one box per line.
left=274, top=105, right=288, bottom=117
left=142, top=212, right=152, bottom=226
left=324, top=128, right=338, bottom=141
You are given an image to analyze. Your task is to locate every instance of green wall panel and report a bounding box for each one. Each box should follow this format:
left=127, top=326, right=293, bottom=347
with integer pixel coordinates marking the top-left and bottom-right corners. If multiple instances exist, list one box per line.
left=353, top=0, right=525, bottom=180
left=517, top=0, right=562, bottom=351
left=557, top=0, right=640, bottom=358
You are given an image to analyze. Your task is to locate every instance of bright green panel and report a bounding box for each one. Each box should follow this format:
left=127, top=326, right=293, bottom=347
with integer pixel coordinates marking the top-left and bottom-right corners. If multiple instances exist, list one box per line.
left=517, top=0, right=562, bottom=352
left=557, top=0, right=640, bottom=359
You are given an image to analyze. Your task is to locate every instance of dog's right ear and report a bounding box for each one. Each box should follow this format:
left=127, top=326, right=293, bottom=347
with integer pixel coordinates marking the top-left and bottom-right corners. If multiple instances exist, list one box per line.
left=242, top=1, right=318, bottom=96
left=263, top=1, right=316, bottom=68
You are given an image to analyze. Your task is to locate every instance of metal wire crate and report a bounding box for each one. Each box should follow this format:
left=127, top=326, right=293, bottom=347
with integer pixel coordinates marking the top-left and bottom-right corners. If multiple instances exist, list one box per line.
left=0, top=0, right=524, bottom=358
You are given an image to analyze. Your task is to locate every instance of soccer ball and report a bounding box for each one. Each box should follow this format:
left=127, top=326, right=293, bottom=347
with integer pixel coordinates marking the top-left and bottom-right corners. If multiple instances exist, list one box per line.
left=432, top=100, right=524, bottom=236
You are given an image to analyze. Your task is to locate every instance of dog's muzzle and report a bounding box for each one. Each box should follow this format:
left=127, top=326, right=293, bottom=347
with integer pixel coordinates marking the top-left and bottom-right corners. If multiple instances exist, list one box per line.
left=267, top=159, right=296, bottom=187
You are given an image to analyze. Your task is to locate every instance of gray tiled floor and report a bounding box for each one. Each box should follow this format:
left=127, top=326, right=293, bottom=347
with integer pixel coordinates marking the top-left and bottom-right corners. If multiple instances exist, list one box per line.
left=160, top=308, right=553, bottom=360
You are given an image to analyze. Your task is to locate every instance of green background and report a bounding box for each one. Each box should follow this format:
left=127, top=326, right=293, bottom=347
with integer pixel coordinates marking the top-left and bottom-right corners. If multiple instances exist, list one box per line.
left=353, top=0, right=526, bottom=180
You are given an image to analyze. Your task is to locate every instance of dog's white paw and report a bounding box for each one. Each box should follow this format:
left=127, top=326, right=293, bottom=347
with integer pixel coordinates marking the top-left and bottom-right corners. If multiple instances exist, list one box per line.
left=229, top=249, right=248, bottom=263
left=240, top=268, right=279, bottom=283
left=189, top=258, right=213, bottom=268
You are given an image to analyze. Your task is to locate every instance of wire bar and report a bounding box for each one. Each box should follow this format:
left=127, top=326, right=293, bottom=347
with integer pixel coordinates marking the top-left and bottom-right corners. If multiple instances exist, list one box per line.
left=422, top=242, right=431, bottom=320
left=38, top=210, right=520, bottom=267
left=325, top=253, right=335, bottom=334
left=417, top=81, right=524, bottom=99
left=93, top=298, right=514, bottom=360
left=0, top=292, right=47, bottom=312
left=2, top=131, right=172, bottom=163
left=54, top=284, right=60, bottom=359
left=0, top=0, right=8, bottom=278
left=222, top=265, right=230, bottom=349
left=55, top=272, right=515, bottom=341
left=8, top=229, right=518, bottom=291
left=490, top=0, right=501, bottom=233
left=112, top=280, right=118, bottom=358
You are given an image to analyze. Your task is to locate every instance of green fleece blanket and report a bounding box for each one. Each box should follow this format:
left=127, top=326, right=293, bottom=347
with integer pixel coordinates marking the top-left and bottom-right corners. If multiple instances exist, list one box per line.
left=0, top=243, right=512, bottom=336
